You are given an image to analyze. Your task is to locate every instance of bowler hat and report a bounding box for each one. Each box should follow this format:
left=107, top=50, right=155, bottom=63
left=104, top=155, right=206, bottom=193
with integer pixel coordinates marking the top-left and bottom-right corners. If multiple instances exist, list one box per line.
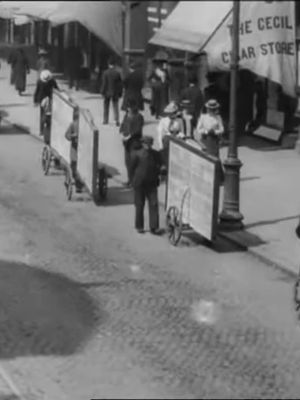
left=205, top=99, right=220, bottom=110
left=153, top=50, right=168, bottom=62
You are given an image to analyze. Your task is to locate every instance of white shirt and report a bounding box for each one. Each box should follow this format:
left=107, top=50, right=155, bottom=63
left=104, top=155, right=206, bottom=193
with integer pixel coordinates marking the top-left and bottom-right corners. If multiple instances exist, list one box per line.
left=157, top=116, right=185, bottom=150
left=195, top=112, right=224, bottom=143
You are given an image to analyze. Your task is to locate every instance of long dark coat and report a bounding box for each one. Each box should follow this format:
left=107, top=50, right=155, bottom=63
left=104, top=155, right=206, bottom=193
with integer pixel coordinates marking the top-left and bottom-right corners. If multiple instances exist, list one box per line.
left=13, top=49, right=29, bottom=93
left=100, top=67, right=123, bottom=100
left=121, top=69, right=144, bottom=111
left=148, top=68, right=170, bottom=118
left=8, top=49, right=17, bottom=85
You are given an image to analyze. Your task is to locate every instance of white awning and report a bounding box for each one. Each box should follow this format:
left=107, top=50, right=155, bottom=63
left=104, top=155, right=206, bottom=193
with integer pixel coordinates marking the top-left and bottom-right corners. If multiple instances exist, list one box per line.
left=0, top=1, right=123, bottom=56
left=149, top=1, right=233, bottom=53
left=45, top=2, right=123, bottom=55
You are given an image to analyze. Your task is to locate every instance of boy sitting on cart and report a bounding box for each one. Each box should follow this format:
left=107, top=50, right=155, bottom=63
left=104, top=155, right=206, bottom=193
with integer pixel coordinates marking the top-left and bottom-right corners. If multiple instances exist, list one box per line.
left=65, top=108, right=84, bottom=193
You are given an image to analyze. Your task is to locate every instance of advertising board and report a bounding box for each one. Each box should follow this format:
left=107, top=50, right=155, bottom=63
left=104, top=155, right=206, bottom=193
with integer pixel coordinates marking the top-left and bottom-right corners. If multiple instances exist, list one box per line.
left=77, top=109, right=99, bottom=196
left=50, top=90, right=75, bottom=163
left=166, top=138, right=220, bottom=241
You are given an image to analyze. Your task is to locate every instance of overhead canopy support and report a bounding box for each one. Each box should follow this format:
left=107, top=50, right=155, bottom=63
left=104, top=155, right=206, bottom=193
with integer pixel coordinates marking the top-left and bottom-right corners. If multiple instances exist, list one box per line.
left=149, top=1, right=233, bottom=53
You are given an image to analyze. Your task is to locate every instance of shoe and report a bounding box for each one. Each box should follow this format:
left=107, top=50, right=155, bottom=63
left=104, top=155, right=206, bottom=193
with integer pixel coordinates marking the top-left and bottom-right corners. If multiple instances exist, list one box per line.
left=102, top=121, right=108, bottom=125
left=123, top=181, right=131, bottom=188
left=136, top=229, right=144, bottom=234
left=115, top=121, right=120, bottom=127
left=150, top=228, right=161, bottom=235
left=75, top=187, right=83, bottom=193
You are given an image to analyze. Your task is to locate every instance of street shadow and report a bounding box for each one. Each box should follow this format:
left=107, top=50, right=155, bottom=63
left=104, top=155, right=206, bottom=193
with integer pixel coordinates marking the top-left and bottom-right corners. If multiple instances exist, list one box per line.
left=20, top=93, right=33, bottom=98
left=0, top=122, right=29, bottom=135
left=103, top=185, right=133, bottom=206
left=0, top=396, right=20, bottom=400
left=0, top=104, right=25, bottom=109
left=0, top=259, right=99, bottom=359
left=240, top=176, right=261, bottom=182
left=177, top=229, right=247, bottom=253
left=238, top=134, right=297, bottom=152
left=99, top=163, right=120, bottom=178
left=245, top=214, right=299, bottom=229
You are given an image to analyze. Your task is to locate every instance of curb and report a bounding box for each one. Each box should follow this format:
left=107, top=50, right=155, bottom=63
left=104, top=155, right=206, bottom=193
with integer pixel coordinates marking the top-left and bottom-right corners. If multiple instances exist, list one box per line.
left=218, top=231, right=298, bottom=280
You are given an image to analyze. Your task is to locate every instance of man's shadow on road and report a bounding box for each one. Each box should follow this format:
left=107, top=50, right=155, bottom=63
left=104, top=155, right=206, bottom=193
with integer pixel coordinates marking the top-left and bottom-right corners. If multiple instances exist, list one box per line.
left=0, top=259, right=99, bottom=360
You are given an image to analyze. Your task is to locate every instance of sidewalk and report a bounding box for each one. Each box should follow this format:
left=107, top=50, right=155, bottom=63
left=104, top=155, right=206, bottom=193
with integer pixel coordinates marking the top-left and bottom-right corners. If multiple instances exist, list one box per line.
left=1, top=60, right=300, bottom=277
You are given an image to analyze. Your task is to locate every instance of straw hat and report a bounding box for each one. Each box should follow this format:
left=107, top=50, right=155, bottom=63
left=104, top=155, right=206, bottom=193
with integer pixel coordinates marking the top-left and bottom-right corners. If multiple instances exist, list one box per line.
left=38, top=48, right=48, bottom=56
left=205, top=99, right=220, bottom=110
left=40, top=70, right=52, bottom=82
left=163, top=101, right=179, bottom=115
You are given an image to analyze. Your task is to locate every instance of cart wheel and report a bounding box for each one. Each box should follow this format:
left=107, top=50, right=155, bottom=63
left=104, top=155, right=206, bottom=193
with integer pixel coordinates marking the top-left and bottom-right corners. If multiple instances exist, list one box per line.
left=98, top=167, right=108, bottom=200
left=294, top=268, right=300, bottom=314
left=64, top=169, right=73, bottom=201
left=41, top=146, right=51, bottom=175
left=166, top=206, right=182, bottom=246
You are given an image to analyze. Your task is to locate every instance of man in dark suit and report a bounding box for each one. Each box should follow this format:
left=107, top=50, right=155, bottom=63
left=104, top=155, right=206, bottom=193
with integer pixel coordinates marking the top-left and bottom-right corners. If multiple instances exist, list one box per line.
left=121, top=62, right=144, bottom=112
left=180, top=75, right=204, bottom=131
left=130, top=135, right=161, bottom=234
left=100, top=57, right=123, bottom=126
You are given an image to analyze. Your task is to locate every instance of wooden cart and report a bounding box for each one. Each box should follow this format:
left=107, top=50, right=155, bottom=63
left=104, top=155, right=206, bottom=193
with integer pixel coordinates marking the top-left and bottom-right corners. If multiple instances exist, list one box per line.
left=165, top=137, right=220, bottom=246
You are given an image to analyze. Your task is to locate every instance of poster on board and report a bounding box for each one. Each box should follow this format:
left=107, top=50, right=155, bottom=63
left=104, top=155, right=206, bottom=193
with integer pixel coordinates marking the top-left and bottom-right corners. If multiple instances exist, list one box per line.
left=50, top=90, right=75, bottom=163
left=166, top=137, right=220, bottom=241
left=77, top=109, right=99, bottom=196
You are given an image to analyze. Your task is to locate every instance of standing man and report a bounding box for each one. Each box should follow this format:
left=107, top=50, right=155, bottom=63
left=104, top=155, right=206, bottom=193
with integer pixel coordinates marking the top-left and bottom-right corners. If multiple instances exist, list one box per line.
left=65, top=45, right=83, bottom=91
left=100, top=57, right=123, bottom=126
left=148, top=51, right=170, bottom=119
left=36, top=48, right=51, bottom=81
left=121, top=61, right=144, bottom=112
left=14, top=48, right=30, bottom=96
left=130, top=136, right=162, bottom=235
left=180, top=75, right=204, bottom=135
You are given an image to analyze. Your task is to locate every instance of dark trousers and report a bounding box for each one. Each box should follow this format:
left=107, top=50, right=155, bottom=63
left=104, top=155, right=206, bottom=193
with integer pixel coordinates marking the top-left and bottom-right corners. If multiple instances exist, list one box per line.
left=68, top=71, right=80, bottom=90
left=134, top=185, right=159, bottom=231
left=103, top=97, right=119, bottom=124
left=124, top=146, right=131, bottom=183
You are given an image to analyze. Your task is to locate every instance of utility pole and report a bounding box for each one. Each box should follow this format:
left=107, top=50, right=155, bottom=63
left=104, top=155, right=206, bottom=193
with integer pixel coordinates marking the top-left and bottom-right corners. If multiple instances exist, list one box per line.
left=219, top=0, right=244, bottom=230
left=123, top=1, right=131, bottom=76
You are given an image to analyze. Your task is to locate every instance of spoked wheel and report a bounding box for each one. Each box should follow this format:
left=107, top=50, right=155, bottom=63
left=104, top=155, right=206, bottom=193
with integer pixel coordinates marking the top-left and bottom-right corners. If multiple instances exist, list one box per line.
left=294, top=268, right=300, bottom=314
left=41, top=146, right=51, bottom=175
left=166, top=206, right=182, bottom=246
left=95, top=168, right=108, bottom=204
left=64, top=169, right=73, bottom=201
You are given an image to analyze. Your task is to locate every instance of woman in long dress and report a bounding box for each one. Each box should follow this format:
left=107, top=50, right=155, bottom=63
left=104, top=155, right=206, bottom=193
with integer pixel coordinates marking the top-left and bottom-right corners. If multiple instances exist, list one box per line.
left=195, top=99, right=225, bottom=183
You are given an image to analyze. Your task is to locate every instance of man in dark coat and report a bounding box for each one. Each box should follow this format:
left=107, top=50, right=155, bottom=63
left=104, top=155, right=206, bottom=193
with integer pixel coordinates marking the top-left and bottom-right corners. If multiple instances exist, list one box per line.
left=148, top=54, right=170, bottom=119
left=8, top=49, right=17, bottom=85
left=119, top=99, right=144, bottom=186
left=180, top=75, right=204, bottom=131
left=65, top=46, right=83, bottom=90
left=130, top=135, right=161, bottom=234
left=100, top=57, right=123, bottom=126
left=14, top=48, right=30, bottom=95
left=121, top=62, right=144, bottom=112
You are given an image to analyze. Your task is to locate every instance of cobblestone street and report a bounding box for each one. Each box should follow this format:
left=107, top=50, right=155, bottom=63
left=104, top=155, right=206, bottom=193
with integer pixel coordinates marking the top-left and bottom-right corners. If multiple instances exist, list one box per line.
left=0, top=121, right=298, bottom=399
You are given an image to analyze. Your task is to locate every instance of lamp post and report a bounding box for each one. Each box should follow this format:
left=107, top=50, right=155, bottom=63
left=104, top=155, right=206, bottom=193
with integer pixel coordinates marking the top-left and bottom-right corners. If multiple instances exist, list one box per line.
left=219, top=0, right=244, bottom=230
